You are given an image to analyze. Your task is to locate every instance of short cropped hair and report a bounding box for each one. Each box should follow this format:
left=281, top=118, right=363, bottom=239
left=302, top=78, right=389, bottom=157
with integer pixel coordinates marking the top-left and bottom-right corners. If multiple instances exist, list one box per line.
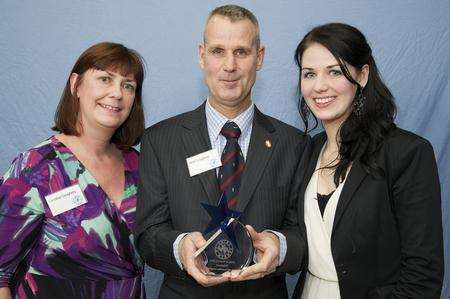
left=204, top=4, right=260, bottom=47
left=52, top=42, right=146, bottom=149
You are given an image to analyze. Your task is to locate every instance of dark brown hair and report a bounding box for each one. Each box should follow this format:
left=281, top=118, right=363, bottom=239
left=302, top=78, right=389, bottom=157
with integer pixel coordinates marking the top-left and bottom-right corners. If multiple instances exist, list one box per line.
left=295, top=23, right=396, bottom=185
left=52, top=42, right=146, bottom=149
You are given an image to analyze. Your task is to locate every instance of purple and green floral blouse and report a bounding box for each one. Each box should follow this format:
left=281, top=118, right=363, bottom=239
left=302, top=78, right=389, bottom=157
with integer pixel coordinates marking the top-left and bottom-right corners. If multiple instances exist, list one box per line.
left=0, top=136, right=144, bottom=298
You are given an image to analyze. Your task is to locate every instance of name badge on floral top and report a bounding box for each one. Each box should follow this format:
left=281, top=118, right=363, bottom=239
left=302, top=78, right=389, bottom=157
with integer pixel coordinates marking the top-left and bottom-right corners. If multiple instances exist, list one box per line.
left=44, top=184, right=87, bottom=216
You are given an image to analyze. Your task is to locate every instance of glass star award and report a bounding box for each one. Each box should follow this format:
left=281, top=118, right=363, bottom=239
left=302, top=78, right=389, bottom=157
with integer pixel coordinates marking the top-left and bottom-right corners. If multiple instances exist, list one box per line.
left=194, top=193, right=253, bottom=275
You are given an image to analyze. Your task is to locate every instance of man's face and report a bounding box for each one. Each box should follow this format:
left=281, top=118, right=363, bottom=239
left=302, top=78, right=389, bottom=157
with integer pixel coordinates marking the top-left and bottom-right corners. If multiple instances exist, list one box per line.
left=199, top=15, right=264, bottom=116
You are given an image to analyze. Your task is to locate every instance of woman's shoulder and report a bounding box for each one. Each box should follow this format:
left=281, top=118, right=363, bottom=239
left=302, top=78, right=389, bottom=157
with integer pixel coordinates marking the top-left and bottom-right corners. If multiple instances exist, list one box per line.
left=0, top=137, right=62, bottom=194
left=378, top=127, right=437, bottom=175
left=4, top=137, right=59, bottom=174
left=383, top=127, right=434, bottom=153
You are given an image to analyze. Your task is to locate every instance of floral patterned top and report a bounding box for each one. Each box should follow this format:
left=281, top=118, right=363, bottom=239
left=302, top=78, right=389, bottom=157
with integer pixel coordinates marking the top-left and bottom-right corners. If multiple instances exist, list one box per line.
left=0, top=136, right=144, bottom=298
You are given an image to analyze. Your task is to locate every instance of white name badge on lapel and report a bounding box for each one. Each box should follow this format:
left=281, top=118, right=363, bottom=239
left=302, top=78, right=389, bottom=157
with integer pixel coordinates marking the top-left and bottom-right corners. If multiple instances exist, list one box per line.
left=186, top=148, right=222, bottom=177
left=44, top=184, right=88, bottom=216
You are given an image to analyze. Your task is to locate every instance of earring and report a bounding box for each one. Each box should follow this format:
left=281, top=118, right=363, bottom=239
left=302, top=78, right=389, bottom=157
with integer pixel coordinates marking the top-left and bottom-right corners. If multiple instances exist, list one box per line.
left=353, top=88, right=365, bottom=117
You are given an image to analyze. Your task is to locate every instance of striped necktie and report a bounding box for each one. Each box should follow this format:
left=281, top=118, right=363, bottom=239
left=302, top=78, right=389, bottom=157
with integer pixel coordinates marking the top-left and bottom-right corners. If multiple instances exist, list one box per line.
left=218, top=121, right=245, bottom=208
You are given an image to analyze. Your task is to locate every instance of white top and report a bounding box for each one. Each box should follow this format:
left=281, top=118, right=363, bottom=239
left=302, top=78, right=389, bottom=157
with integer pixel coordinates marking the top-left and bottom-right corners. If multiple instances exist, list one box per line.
left=302, top=145, right=348, bottom=299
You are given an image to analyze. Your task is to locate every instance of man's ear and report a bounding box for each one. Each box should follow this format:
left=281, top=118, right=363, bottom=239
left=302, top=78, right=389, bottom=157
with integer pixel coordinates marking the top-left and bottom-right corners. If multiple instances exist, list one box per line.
left=198, top=44, right=206, bottom=69
left=256, top=46, right=265, bottom=71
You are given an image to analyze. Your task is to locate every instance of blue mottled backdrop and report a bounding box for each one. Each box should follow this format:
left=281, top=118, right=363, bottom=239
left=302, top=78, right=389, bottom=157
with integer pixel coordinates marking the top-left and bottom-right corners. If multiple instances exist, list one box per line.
left=0, top=1, right=448, bottom=297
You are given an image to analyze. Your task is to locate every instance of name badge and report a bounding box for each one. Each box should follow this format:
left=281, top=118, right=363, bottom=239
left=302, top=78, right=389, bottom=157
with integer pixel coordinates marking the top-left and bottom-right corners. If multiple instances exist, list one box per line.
left=186, top=148, right=222, bottom=177
left=44, top=184, right=87, bottom=216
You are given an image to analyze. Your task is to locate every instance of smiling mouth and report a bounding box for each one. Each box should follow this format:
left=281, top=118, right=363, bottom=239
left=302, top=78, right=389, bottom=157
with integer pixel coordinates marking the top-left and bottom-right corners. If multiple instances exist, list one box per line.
left=313, top=96, right=336, bottom=104
left=99, top=104, right=121, bottom=112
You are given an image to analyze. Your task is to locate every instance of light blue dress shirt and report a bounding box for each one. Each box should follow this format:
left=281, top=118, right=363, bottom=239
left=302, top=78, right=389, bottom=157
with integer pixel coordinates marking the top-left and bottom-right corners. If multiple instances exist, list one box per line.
left=204, top=98, right=254, bottom=161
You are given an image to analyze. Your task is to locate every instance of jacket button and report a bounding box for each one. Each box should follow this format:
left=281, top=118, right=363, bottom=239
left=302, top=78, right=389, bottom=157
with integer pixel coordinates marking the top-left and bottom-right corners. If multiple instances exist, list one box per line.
left=337, top=264, right=348, bottom=276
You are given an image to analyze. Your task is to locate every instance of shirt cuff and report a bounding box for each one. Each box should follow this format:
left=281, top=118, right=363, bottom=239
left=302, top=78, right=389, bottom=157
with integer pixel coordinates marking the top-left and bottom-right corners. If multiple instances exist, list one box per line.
left=254, top=230, right=286, bottom=266
left=173, top=233, right=189, bottom=270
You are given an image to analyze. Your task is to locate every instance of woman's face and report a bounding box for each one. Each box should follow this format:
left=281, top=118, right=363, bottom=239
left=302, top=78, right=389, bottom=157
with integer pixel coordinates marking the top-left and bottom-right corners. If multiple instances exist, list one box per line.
left=300, top=42, right=367, bottom=128
left=70, top=68, right=137, bottom=134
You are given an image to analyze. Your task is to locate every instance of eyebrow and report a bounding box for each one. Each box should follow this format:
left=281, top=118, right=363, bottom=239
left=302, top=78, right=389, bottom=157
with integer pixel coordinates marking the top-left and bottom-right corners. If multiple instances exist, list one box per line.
left=105, top=70, right=136, bottom=82
left=206, top=43, right=223, bottom=48
left=105, top=70, right=117, bottom=77
left=301, top=64, right=340, bottom=71
left=326, top=64, right=340, bottom=69
left=207, top=43, right=253, bottom=51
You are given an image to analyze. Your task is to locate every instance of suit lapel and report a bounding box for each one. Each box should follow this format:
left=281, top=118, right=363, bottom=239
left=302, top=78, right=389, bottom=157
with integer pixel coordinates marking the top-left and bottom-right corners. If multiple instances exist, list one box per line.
left=332, top=158, right=367, bottom=235
left=180, top=103, right=220, bottom=205
left=236, top=108, right=277, bottom=212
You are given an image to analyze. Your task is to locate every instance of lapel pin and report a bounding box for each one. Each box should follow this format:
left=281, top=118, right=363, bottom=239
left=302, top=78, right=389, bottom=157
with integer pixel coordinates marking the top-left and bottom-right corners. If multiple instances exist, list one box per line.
left=265, top=140, right=272, bottom=148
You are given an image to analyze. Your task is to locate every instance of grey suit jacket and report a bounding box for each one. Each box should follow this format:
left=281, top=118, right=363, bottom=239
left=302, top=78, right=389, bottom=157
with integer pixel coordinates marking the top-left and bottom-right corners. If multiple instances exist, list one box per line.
left=136, top=103, right=310, bottom=299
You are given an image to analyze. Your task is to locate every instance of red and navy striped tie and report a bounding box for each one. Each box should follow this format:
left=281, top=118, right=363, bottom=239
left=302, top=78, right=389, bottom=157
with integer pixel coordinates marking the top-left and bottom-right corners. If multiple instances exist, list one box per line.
left=218, top=121, right=245, bottom=208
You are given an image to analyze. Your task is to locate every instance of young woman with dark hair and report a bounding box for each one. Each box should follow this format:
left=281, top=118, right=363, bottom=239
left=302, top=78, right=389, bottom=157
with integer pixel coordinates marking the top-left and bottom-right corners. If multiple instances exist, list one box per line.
left=293, top=23, right=443, bottom=299
left=0, top=42, right=146, bottom=299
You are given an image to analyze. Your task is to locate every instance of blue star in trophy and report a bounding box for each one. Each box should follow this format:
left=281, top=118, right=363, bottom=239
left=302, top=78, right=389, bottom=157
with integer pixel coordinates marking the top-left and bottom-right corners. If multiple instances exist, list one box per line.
left=201, top=193, right=242, bottom=249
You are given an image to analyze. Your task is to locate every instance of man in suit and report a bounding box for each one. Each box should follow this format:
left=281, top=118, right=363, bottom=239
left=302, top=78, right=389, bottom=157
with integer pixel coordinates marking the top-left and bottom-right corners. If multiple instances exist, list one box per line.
left=135, top=5, right=310, bottom=298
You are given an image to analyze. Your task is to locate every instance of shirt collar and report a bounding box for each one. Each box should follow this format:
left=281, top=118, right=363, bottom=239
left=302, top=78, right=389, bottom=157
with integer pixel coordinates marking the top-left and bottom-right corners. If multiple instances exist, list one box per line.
left=205, top=98, right=254, bottom=142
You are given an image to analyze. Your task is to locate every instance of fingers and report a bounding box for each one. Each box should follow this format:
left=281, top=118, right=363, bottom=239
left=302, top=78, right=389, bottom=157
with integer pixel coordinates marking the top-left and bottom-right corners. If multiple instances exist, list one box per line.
left=245, top=225, right=260, bottom=242
left=231, top=261, right=277, bottom=281
left=186, top=258, right=229, bottom=287
left=245, top=225, right=257, bottom=237
left=180, top=233, right=205, bottom=261
left=230, top=230, right=280, bottom=282
left=190, top=232, right=207, bottom=253
left=246, top=225, right=265, bottom=252
left=232, top=247, right=278, bottom=281
left=180, top=232, right=230, bottom=287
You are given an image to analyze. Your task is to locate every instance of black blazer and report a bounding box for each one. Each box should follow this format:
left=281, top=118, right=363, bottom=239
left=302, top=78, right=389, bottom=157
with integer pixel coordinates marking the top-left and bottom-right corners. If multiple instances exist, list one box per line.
left=293, top=128, right=444, bottom=298
left=135, top=103, right=310, bottom=299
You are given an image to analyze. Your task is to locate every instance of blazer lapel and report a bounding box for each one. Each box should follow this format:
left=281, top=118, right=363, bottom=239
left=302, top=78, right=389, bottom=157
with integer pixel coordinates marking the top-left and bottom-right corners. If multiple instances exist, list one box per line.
left=297, top=133, right=326, bottom=235
left=236, top=108, right=277, bottom=212
left=332, top=159, right=367, bottom=235
left=180, top=103, right=220, bottom=205
left=303, top=133, right=327, bottom=192
left=302, top=132, right=368, bottom=238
